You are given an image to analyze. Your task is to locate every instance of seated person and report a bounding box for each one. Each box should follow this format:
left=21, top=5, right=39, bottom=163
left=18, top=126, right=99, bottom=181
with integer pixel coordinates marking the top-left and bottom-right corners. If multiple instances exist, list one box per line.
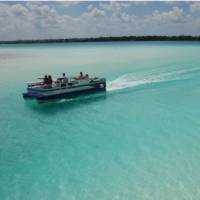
left=78, top=72, right=84, bottom=80
left=84, top=74, right=89, bottom=80
left=55, top=79, right=61, bottom=87
left=47, top=75, right=53, bottom=87
left=43, top=75, right=53, bottom=88
left=43, top=75, right=48, bottom=84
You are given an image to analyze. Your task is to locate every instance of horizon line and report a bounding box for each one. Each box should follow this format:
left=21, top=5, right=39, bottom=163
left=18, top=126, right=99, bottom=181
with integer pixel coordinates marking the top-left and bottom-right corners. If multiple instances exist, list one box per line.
left=1, top=35, right=200, bottom=44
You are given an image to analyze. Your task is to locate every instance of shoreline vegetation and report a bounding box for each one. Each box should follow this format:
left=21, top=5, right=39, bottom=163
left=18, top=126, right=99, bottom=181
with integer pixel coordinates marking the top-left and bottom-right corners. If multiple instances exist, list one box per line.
left=0, top=35, right=200, bottom=44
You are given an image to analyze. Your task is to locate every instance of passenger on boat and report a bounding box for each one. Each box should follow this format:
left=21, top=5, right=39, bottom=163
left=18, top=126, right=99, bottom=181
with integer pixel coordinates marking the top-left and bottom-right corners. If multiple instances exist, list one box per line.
left=62, top=73, right=68, bottom=83
left=55, top=78, right=61, bottom=87
left=84, top=74, right=89, bottom=80
left=48, top=75, right=53, bottom=85
left=78, top=72, right=84, bottom=80
left=43, top=75, right=48, bottom=84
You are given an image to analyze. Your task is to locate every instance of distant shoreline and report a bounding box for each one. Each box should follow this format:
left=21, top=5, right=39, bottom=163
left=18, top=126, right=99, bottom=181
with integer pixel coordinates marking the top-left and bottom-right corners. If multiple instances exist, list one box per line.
left=1, top=36, right=200, bottom=45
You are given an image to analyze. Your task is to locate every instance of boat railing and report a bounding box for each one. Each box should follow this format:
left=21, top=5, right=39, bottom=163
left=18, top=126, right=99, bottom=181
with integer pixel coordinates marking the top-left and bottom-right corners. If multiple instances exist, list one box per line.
left=27, top=77, right=101, bottom=89
left=28, top=82, right=43, bottom=87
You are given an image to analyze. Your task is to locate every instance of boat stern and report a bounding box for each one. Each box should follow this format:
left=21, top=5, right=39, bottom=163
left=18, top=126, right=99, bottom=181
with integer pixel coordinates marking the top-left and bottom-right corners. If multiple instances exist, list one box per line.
left=22, top=88, right=44, bottom=100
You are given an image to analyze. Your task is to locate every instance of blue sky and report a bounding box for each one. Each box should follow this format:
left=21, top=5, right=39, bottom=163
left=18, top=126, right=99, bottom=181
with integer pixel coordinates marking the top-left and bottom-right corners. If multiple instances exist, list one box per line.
left=0, top=1, right=200, bottom=41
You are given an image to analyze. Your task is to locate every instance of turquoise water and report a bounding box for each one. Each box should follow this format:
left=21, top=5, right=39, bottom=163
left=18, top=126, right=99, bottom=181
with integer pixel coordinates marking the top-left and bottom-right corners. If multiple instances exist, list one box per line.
left=1, top=41, right=200, bottom=199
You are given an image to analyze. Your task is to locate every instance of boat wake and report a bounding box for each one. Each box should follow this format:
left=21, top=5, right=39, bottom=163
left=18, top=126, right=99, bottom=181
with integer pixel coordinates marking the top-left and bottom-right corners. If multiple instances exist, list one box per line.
left=107, top=67, right=200, bottom=92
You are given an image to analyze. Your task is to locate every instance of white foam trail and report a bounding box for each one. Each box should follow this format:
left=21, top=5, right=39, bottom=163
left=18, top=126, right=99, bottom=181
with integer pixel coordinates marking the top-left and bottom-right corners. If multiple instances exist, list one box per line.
left=107, top=67, right=200, bottom=92
left=107, top=77, right=150, bottom=91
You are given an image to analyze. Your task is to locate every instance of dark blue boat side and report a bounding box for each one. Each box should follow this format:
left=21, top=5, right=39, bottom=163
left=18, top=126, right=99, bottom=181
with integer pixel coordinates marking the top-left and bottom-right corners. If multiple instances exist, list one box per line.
left=23, top=78, right=106, bottom=102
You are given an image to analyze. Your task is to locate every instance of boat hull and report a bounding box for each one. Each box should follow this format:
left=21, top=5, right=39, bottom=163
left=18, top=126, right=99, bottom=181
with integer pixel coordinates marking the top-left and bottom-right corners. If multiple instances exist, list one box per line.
left=23, top=79, right=106, bottom=102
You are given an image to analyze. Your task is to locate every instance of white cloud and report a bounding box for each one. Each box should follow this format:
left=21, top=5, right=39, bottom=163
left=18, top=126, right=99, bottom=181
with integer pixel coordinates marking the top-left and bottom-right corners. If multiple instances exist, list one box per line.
left=11, top=4, right=29, bottom=17
left=148, top=7, right=185, bottom=24
left=0, top=2, right=199, bottom=41
left=82, top=8, right=106, bottom=19
left=56, top=1, right=80, bottom=8
left=164, top=1, right=180, bottom=5
left=0, top=3, right=9, bottom=17
left=190, top=2, right=200, bottom=12
left=131, top=1, right=148, bottom=5
left=99, top=2, right=131, bottom=12
left=87, top=4, right=93, bottom=11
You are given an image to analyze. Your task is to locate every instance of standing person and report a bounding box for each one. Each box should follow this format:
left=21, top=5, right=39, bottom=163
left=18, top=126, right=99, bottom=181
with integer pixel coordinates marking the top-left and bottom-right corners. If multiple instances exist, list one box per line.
left=62, top=73, right=68, bottom=83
